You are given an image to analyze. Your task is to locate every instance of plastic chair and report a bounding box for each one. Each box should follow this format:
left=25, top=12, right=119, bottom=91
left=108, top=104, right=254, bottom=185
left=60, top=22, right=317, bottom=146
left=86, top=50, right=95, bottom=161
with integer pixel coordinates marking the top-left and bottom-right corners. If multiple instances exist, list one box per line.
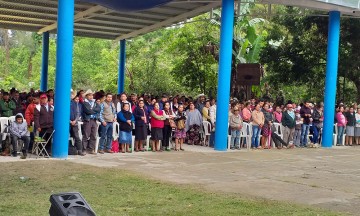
left=95, top=121, right=101, bottom=153
left=112, top=122, right=120, bottom=141
left=0, top=117, right=9, bottom=141
left=8, top=116, right=15, bottom=124
left=202, top=121, right=212, bottom=146
left=241, top=122, right=251, bottom=150
left=32, top=130, right=54, bottom=158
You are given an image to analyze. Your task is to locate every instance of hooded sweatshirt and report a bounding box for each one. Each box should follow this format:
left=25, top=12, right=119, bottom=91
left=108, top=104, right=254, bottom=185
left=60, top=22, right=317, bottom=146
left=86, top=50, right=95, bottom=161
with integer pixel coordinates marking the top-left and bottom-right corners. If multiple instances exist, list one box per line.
left=9, top=113, right=29, bottom=137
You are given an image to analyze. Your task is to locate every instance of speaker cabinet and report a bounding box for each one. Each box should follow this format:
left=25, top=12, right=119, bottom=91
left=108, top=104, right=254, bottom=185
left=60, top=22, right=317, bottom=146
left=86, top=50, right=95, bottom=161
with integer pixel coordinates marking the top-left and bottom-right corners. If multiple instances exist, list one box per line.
left=49, top=192, right=96, bottom=216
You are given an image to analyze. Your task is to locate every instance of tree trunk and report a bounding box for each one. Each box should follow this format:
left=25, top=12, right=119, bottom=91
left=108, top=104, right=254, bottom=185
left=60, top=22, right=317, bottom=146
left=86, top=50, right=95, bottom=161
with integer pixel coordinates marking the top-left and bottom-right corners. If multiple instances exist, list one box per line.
left=355, top=79, right=360, bottom=104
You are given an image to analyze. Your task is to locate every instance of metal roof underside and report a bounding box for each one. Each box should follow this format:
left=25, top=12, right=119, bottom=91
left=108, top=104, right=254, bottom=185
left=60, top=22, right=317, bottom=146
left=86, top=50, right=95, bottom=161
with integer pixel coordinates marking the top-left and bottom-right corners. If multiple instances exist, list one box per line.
left=1, top=0, right=360, bottom=41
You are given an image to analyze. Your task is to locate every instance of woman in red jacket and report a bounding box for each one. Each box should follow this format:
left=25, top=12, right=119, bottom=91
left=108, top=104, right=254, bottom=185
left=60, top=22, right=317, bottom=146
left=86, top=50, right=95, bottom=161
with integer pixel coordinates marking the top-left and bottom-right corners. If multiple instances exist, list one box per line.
left=150, top=102, right=166, bottom=152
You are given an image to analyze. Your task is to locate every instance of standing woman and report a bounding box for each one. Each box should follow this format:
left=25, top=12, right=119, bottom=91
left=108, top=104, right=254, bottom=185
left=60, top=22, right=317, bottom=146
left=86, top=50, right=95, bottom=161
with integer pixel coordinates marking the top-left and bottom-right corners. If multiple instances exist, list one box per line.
left=261, top=103, right=273, bottom=149
left=174, top=105, right=187, bottom=151
left=117, top=103, right=134, bottom=153
left=150, top=102, right=166, bottom=152
left=336, top=105, right=346, bottom=146
left=251, top=103, right=265, bottom=149
left=185, top=102, right=203, bottom=145
left=345, top=107, right=356, bottom=146
left=355, top=108, right=360, bottom=145
left=242, top=102, right=252, bottom=123
left=133, top=100, right=148, bottom=152
left=162, top=102, right=176, bottom=151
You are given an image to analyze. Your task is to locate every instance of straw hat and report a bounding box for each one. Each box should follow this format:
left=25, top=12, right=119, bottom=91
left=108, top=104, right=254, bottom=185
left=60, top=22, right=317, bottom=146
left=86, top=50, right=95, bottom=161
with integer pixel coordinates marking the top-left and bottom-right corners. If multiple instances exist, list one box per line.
left=84, top=89, right=94, bottom=96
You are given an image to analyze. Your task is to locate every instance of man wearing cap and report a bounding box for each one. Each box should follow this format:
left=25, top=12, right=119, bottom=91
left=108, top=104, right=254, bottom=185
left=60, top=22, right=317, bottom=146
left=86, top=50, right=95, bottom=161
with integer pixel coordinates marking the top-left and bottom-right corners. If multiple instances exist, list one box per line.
left=98, top=93, right=116, bottom=154
left=34, top=93, right=54, bottom=152
left=82, top=89, right=101, bottom=154
left=0, top=92, right=16, bottom=117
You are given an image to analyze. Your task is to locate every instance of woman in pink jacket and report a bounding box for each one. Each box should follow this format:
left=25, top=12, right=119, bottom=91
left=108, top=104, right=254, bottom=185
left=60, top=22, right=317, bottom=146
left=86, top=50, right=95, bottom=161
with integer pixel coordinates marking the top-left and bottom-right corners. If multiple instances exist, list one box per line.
left=150, top=102, right=166, bottom=152
left=336, top=106, right=347, bottom=146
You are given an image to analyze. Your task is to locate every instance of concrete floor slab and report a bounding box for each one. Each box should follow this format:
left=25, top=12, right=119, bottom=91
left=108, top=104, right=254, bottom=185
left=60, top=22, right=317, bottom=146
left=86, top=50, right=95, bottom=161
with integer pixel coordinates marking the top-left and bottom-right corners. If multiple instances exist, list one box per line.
left=2, top=144, right=360, bottom=214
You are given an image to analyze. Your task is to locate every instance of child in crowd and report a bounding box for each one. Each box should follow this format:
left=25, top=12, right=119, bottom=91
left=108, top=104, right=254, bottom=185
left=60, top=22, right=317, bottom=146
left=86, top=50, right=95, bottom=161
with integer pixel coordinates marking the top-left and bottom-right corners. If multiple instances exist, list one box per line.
left=294, top=109, right=303, bottom=147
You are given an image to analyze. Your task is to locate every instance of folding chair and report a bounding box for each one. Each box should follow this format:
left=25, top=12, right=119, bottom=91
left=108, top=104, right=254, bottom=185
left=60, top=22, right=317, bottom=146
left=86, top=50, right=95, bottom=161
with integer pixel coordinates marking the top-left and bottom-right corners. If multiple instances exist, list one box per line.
left=32, top=130, right=54, bottom=158
left=202, top=121, right=212, bottom=147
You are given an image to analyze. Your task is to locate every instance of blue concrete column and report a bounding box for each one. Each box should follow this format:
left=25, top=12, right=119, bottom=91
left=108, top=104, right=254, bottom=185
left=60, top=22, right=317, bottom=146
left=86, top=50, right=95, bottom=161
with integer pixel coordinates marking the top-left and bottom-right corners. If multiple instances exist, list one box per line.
left=53, top=0, right=75, bottom=158
left=214, top=0, right=234, bottom=151
left=322, top=11, right=341, bottom=148
left=118, top=39, right=126, bottom=94
left=40, top=32, right=49, bottom=92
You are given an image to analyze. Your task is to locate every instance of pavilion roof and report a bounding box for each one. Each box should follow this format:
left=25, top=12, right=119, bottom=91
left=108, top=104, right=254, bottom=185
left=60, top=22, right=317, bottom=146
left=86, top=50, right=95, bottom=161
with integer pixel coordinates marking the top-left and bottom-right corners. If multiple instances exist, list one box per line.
left=1, top=0, right=359, bottom=41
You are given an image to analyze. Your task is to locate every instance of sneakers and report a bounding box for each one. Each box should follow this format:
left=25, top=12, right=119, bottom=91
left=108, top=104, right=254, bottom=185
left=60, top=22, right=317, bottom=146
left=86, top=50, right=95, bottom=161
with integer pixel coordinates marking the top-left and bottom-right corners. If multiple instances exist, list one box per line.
left=11, top=152, right=17, bottom=157
left=98, top=150, right=105, bottom=154
left=105, top=150, right=114, bottom=153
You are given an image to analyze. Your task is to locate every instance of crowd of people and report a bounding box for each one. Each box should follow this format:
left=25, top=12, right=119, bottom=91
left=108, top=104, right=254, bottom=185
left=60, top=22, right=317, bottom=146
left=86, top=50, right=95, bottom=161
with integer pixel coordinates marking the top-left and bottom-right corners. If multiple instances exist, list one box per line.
left=0, top=87, right=359, bottom=159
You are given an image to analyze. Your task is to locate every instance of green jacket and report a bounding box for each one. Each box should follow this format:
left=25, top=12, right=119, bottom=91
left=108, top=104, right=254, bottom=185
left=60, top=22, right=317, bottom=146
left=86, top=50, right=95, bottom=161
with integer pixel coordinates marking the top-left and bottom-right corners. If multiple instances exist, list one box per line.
left=281, top=111, right=296, bottom=129
left=0, top=99, right=16, bottom=117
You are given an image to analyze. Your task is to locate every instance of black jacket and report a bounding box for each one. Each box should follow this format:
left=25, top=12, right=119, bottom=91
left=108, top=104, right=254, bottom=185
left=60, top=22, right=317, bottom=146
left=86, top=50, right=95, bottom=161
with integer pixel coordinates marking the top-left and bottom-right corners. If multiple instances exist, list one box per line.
left=281, top=111, right=296, bottom=129
left=133, top=106, right=149, bottom=127
left=82, top=100, right=101, bottom=121
left=345, top=112, right=356, bottom=127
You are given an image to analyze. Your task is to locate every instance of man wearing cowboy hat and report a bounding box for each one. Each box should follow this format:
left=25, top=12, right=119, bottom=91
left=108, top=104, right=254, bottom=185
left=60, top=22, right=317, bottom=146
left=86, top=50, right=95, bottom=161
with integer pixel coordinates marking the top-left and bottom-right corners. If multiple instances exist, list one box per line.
left=195, top=93, right=206, bottom=113
left=82, top=89, right=101, bottom=154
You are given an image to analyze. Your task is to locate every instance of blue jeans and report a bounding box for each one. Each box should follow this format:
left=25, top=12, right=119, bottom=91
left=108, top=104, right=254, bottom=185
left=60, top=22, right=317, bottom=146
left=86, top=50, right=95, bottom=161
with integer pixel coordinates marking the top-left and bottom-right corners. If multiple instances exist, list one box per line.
left=99, top=122, right=113, bottom=150
left=230, top=129, right=241, bottom=148
left=311, top=125, right=319, bottom=144
left=251, top=125, right=261, bottom=148
left=300, top=124, right=310, bottom=146
left=337, top=126, right=344, bottom=145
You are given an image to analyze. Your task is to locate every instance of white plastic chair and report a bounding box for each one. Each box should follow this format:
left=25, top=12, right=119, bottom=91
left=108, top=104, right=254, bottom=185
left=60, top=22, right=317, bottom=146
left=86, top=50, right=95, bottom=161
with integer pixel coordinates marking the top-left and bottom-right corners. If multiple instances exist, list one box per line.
left=146, top=123, right=152, bottom=151
left=8, top=116, right=15, bottom=124
left=0, top=117, right=9, bottom=141
left=95, top=121, right=101, bottom=153
left=241, top=122, right=251, bottom=150
left=202, top=121, right=212, bottom=146
left=78, top=121, right=83, bottom=141
left=334, top=123, right=345, bottom=146
left=112, top=122, right=120, bottom=141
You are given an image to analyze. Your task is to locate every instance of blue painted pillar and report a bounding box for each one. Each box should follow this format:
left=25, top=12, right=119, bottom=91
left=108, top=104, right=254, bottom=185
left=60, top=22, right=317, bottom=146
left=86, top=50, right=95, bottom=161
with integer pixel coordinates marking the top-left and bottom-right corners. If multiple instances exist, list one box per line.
left=322, top=11, right=341, bottom=148
left=214, top=0, right=234, bottom=151
left=53, top=0, right=75, bottom=158
left=40, top=32, right=49, bottom=92
left=118, top=39, right=126, bottom=94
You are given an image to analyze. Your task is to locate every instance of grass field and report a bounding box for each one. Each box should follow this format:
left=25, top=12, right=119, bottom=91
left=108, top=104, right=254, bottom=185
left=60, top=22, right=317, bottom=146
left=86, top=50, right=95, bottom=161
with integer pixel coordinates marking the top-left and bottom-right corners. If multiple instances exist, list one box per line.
left=0, top=160, right=343, bottom=216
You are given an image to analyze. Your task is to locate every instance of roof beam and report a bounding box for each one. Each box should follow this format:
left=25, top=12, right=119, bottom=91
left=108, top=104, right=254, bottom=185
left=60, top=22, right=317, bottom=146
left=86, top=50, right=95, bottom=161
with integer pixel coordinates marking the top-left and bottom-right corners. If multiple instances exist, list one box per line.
left=115, top=2, right=221, bottom=41
left=38, top=5, right=105, bottom=33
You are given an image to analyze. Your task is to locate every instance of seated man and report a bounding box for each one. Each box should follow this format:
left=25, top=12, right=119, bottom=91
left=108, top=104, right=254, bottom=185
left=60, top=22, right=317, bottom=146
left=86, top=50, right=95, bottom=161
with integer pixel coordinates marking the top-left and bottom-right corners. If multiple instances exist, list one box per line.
left=9, top=113, right=30, bottom=159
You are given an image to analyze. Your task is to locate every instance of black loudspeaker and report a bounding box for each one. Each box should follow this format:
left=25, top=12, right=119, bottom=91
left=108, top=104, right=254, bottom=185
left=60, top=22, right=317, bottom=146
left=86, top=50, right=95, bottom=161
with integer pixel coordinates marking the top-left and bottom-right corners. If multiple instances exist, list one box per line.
left=49, top=192, right=96, bottom=216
